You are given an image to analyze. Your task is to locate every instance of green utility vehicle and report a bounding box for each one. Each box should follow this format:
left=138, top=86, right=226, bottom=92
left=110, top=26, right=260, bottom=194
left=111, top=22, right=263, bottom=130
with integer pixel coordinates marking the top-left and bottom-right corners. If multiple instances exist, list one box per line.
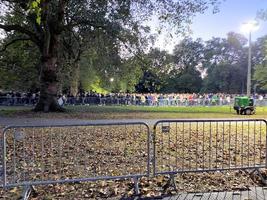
left=233, top=96, right=255, bottom=115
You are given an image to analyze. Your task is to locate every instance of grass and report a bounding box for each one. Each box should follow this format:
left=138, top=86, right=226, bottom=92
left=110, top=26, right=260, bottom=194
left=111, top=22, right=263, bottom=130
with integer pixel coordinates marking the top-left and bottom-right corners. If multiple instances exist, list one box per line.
left=0, top=105, right=266, bottom=119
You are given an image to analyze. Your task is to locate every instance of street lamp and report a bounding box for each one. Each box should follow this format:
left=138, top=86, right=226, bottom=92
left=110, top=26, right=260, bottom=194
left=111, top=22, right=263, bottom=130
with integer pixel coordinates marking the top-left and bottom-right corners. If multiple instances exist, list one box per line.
left=240, top=20, right=259, bottom=97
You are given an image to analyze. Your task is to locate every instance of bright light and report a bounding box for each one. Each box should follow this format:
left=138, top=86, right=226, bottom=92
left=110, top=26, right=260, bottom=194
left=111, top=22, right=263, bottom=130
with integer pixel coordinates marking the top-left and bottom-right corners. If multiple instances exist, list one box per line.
left=110, top=78, right=114, bottom=82
left=240, top=20, right=260, bottom=34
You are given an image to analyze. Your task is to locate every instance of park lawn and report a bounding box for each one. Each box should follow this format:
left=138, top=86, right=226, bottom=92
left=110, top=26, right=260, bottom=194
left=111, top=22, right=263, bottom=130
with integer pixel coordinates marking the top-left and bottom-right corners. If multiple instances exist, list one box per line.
left=0, top=105, right=266, bottom=119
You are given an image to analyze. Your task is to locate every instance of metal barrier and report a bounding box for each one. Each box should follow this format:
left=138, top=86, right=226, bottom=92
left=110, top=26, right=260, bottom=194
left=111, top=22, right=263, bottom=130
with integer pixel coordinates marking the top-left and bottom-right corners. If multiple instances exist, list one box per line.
left=153, top=119, right=267, bottom=176
left=1, top=119, right=267, bottom=198
left=1, top=96, right=267, bottom=107
left=1, top=122, right=150, bottom=195
left=0, top=97, right=37, bottom=106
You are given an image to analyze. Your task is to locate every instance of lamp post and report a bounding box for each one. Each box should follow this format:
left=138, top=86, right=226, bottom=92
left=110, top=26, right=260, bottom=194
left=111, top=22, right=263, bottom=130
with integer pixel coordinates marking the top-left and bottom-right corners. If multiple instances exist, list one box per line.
left=247, top=30, right=252, bottom=97
left=241, top=20, right=259, bottom=97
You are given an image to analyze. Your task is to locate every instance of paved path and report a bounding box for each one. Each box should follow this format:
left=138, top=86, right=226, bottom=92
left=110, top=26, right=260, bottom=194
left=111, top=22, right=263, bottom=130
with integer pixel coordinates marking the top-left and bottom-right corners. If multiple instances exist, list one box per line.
left=1, top=117, right=264, bottom=127
left=0, top=117, right=161, bottom=126
left=161, top=187, right=267, bottom=200
left=123, top=187, right=267, bottom=200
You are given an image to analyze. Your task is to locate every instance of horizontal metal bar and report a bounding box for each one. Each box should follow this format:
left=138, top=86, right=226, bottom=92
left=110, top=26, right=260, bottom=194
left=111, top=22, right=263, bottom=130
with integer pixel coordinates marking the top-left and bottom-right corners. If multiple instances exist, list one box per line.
left=155, top=166, right=266, bottom=176
left=4, top=174, right=146, bottom=188
left=3, top=121, right=150, bottom=131
left=153, top=119, right=267, bottom=128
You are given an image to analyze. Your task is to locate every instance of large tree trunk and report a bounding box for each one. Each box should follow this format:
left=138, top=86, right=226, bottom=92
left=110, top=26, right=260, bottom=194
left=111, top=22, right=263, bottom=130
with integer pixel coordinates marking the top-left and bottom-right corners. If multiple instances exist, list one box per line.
left=34, top=57, right=65, bottom=112
left=34, top=27, right=65, bottom=112
left=33, top=0, right=68, bottom=112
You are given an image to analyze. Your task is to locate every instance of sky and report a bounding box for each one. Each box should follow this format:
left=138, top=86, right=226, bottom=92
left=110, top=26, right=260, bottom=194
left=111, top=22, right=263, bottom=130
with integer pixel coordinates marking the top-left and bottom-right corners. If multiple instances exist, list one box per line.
left=154, top=0, right=267, bottom=52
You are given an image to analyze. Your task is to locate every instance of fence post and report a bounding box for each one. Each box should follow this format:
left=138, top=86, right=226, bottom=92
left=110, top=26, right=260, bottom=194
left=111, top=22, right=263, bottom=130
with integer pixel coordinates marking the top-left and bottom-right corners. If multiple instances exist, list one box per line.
left=148, top=129, right=155, bottom=178
left=133, top=177, right=140, bottom=195
left=152, top=125, right=156, bottom=177
left=21, top=185, right=33, bottom=200
left=2, top=127, right=6, bottom=189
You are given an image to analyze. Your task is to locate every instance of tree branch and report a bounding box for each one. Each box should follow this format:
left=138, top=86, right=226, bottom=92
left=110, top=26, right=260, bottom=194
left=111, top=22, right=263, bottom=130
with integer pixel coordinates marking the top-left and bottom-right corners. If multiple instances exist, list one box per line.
left=0, top=37, right=31, bottom=52
left=0, top=24, right=41, bottom=47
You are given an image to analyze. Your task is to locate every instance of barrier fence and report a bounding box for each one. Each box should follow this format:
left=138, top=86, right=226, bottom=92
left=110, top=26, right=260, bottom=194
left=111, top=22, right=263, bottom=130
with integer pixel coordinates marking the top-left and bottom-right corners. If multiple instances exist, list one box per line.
left=1, top=119, right=267, bottom=199
left=1, top=96, right=267, bottom=107
left=1, top=122, right=150, bottom=198
left=153, top=119, right=267, bottom=176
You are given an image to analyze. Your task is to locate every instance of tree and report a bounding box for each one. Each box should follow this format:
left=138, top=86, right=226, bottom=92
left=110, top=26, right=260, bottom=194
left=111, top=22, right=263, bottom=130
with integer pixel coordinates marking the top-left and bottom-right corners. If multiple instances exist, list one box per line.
left=135, top=48, right=173, bottom=93
left=254, top=63, right=267, bottom=91
left=202, top=33, right=248, bottom=93
left=253, top=9, right=267, bottom=92
left=253, top=36, right=267, bottom=91
left=203, top=63, right=245, bottom=93
left=0, top=0, right=219, bottom=111
left=162, top=38, right=204, bottom=93
left=0, top=35, right=39, bottom=91
left=0, top=0, right=71, bottom=111
left=79, top=31, right=142, bottom=93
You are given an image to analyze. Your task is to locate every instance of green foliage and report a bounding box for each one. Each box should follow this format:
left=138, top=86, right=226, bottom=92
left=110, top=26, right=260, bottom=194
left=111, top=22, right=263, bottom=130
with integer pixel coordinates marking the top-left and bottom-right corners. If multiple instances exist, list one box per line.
left=254, top=63, right=267, bottom=90
left=0, top=0, right=224, bottom=112
left=4, top=0, right=267, bottom=96
left=166, top=71, right=203, bottom=93
left=202, top=33, right=248, bottom=93
left=158, top=38, right=204, bottom=93
left=119, top=58, right=143, bottom=92
left=79, top=49, right=109, bottom=94
left=0, top=39, right=39, bottom=91
left=28, top=0, right=41, bottom=24
left=203, top=63, right=244, bottom=93
left=135, top=48, right=173, bottom=93
left=79, top=48, right=142, bottom=93
left=252, top=36, right=267, bottom=92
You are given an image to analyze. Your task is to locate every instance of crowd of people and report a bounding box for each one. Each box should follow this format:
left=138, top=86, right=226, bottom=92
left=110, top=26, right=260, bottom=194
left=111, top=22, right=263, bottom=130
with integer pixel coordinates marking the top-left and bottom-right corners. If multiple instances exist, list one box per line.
left=0, top=91, right=39, bottom=106
left=1, top=91, right=267, bottom=107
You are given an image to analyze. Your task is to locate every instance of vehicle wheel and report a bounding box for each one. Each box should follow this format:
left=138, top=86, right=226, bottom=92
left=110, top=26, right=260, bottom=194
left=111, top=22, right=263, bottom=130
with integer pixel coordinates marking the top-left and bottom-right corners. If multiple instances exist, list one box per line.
left=245, top=109, right=252, bottom=115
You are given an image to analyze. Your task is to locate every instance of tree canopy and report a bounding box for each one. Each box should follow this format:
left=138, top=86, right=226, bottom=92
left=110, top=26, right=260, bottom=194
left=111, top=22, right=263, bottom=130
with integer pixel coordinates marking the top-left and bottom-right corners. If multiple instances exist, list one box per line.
left=1, top=0, right=267, bottom=112
left=0, top=0, right=221, bottom=111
